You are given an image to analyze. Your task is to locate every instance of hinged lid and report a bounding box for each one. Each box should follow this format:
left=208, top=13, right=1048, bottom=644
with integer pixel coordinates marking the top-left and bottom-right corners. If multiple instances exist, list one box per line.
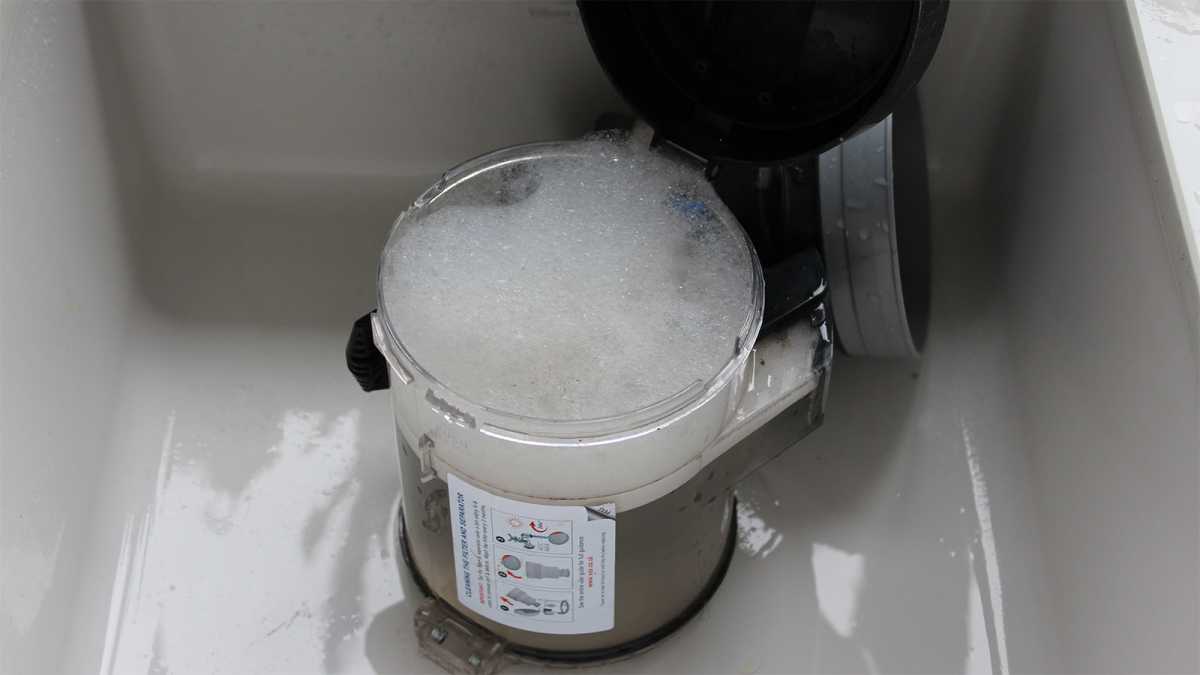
left=579, top=0, right=948, bottom=165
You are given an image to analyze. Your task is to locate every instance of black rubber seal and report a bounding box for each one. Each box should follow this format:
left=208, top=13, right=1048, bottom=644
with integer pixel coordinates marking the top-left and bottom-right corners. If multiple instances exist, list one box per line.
left=397, top=498, right=740, bottom=665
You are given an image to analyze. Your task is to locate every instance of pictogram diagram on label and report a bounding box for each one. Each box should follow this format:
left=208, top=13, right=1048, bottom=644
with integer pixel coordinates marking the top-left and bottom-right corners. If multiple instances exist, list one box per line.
left=447, top=474, right=616, bottom=634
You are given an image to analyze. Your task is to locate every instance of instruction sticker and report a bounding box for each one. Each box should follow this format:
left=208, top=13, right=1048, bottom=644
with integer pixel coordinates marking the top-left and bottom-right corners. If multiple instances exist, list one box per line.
left=447, top=473, right=616, bottom=634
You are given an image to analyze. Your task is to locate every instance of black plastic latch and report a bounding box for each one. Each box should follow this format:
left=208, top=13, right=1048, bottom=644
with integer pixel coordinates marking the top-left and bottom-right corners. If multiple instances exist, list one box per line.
left=346, top=312, right=390, bottom=392
left=762, top=248, right=825, bottom=335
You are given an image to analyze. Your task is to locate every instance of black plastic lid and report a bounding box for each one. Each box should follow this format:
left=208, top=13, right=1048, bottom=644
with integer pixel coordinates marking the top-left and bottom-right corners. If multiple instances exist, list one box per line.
left=579, top=1, right=947, bottom=165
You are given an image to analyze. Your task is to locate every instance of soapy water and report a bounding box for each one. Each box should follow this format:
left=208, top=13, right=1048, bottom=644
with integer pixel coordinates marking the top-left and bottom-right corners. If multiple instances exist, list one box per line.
left=380, top=136, right=759, bottom=421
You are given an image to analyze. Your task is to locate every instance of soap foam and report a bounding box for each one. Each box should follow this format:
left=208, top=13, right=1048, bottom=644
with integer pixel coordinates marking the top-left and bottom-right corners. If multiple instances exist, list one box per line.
left=380, top=138, right=758, bottom=421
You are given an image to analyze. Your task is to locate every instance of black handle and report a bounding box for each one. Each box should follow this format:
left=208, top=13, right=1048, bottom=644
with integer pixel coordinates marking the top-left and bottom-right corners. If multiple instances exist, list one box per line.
left=346, top=312, right=390, bottom=392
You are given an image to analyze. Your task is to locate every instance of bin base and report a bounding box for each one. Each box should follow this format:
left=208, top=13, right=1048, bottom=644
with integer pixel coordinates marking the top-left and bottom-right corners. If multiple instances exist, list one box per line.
left=396, top=499, right=738, bottom=670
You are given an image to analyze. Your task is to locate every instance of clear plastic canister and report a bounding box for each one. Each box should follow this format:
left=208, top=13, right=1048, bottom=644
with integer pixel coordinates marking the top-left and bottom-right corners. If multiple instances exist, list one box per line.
left=373, top=137, right=764, bottom=507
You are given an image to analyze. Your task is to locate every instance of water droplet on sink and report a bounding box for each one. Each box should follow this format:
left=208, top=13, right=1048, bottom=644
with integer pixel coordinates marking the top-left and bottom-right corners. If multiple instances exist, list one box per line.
left=1174, top=102, right=1200, bottom=129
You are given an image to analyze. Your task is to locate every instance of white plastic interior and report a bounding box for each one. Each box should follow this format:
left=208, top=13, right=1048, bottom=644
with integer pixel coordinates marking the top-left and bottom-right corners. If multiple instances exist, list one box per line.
left=2, top=2, right=1197, bottom=674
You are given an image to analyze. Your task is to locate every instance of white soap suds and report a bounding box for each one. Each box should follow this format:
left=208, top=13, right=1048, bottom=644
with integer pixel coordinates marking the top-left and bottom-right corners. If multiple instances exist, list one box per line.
left=380, top=138, right=758, bottom=420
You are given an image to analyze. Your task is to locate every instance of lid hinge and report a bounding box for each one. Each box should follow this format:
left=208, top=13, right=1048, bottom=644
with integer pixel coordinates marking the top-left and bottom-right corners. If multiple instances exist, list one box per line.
left=415, top=596, right=510, bottom=675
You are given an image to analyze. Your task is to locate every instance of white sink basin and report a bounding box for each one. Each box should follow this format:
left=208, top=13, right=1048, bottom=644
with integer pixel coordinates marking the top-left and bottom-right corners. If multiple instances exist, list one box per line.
left=3, top=2, right=1197, bottom=673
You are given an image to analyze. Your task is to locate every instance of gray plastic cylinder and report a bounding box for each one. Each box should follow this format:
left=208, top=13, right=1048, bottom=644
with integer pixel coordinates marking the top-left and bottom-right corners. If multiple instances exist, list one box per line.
left=819, top=100, right=931, bottom=359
